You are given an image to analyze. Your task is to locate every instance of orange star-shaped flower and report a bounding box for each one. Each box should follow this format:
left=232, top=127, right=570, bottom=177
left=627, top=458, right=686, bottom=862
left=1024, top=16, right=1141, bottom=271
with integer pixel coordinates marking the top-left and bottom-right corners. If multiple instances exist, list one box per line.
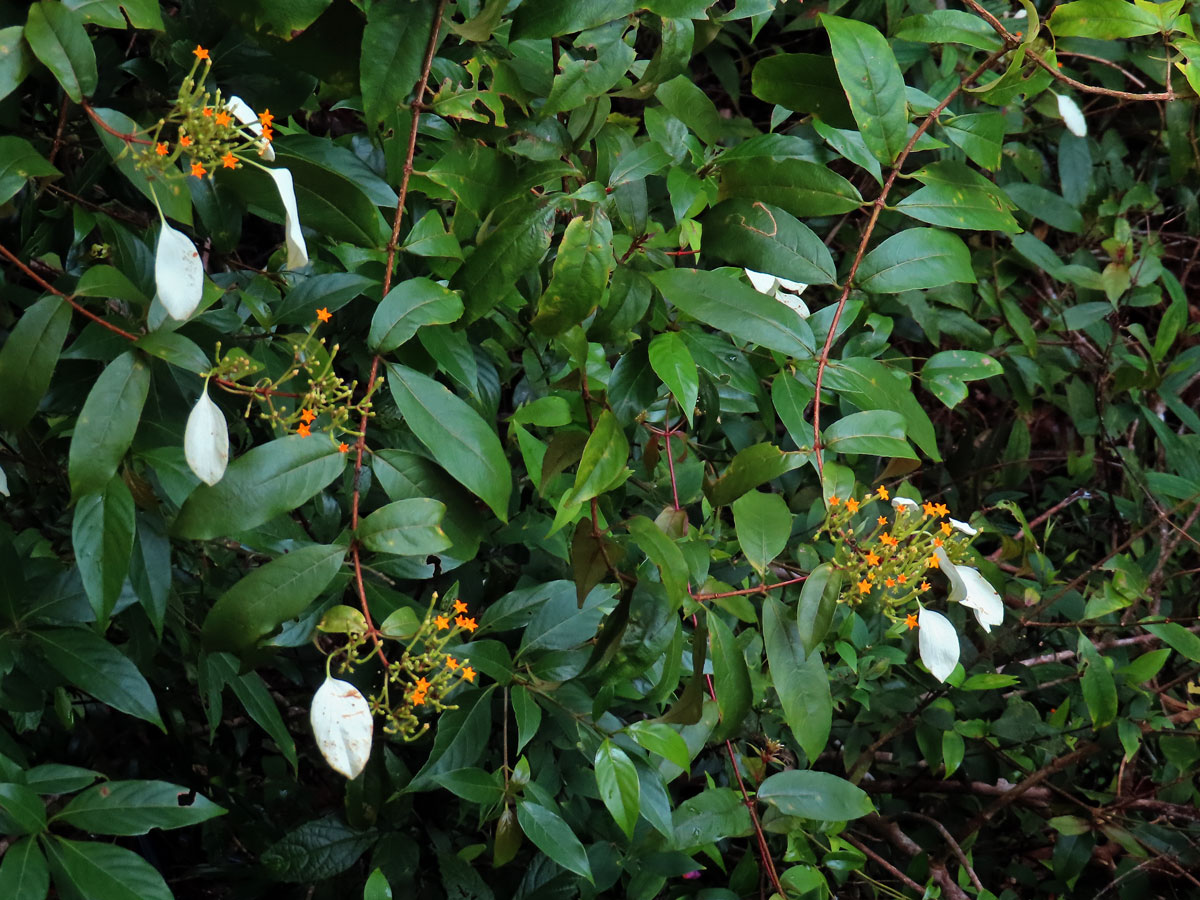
left=455, top=615, right=478, bottom=633
left=927, top=554, right=939, bottom=569
left=858, top=579, right=872, bottom=594
left=920, top=580, right=931, bottom=591
left=190, top=161, right=206, bottom=178
left=922, top=501, right=937, bottom=517
left=876, top=485, right=890, bottom=501
left=155, top=142, right=168, bottom=156
left=192, top=45, right=209, bottom=60
left=934, top=537, right=944, bottom=548
left=462, top=666, right=476, bottom=683
left=179, top=134, right=192, bottom=147
left=905, top=612, right=918, bottom=630
left=221, top=152, right=237, bottom=169
left=297, top=422, right=311, bottom=438
left=934, top=503, right=949, bottom=517
left=445, top=656, right=459, bottom=671
left=453, top=599, right=468, bottom=615
left=434, top=614, right=450, bottom=630
left=316, top=307, right=332, bottom=323
left=215, top=111, right=231, bottom=127
left=828, top=496, right=840, bottom=506
left=415, top=677, right=430, bottom=693
left=338, top=442, right=350, bottom=453
left=299, top=408, right=317, bottom=424
left=202, top=107, right=213, bottom=117
left=259, top=109, right=275, bottom=128
left=412, top=690, right=426, bottom=706
left=880, top=533, right=899, bottom=548
left=877, top=515, right=888, bottom=526
left=898, top=574, right=908, bottom=584
left=845, top=497, right=860, bottom=513
left=865, top=551, right=880, bottom=566
left=261, top=125, right=274, bottom=143
left=885, top=577, right=896, bottom=588
left=941, top=521, right=952, bottom=536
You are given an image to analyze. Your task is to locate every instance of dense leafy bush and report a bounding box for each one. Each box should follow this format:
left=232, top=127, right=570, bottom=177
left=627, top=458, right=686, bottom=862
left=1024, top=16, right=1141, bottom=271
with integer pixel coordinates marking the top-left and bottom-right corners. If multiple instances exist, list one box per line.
left=2, top=1, right=1200, bottom=898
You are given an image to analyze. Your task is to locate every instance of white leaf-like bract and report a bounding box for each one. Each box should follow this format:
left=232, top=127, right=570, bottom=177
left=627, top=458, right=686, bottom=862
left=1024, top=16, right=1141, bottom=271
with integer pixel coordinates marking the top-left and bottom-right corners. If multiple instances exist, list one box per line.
left=311, top=676, right=373, bottom=779
left=155, top=221, right=203, bottom=321
left=948, top=517, right=978, bottom=536
left=918, top=607, right=960, bottom=682
left=184, top=385, right=229, bottom=486
left=775, top=289, right=810, bottom=317
left=935, top=547, right=1004, bottom=633
left=0, top=463, right=8, bottom=497
left=745, top=268, right=777, bottom=293
left=891, top=497, right=920, bottom=514
left=264, top=166, right=308, bottom=270
left=226, top=95, right=275, bottom=161
left=1056, top=93, right=1087, bottom=138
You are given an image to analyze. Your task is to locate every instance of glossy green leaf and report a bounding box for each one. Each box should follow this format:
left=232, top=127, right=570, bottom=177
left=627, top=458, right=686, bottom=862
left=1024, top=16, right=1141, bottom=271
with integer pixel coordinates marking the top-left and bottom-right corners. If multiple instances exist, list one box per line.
left=797, top=563, right=840, bottom=655
left=751, top=53, right=854, bottom=128
left=32, top=627, right=162, bottom=729
left=656, top=74, right=722, bottom=144
left=894, top=11, right=1005, bottom=50
left=1080, top=639, right=1118, bottom=729
left=0, top=295, right=71, bottom=431
left=458, top=203, right=555, bottom=320
left=0, top=783, right=46, bottom=835
left=1049, top=0, right=1161, bottom=38
left=757, top=769, right=874, bottom=821
left=45, top=837, right=172, bottom=900
left=532, top=210, right=614, bottom=335
left=1003, top=183, right=1084, bottom=233
left=510, top=0, right=635, bottom=38
left=201, top=544, right=346, bottom=653
left=702, top=199, right=837, bottom=286
left=360, top=0, right=435, bottom=125
left=732, top=491, right=792, bottom=575
left=55, top=781, right=225, bottom=835
left=595, top=740, right=639, bottom=839
left=24, top=2, right=96, bottom=103
left=369, top=277, right=463, bottom=353
left=0, top=26, right=32, bottom=103
left=824, top=410, right=917, bottom=459
left=71, top=476, right=136, bottom=623
left=91, top=108, right=191, bottom=224
left=942, top=112, right=1006, bottom=170
left=563, top=410, right=629, bottom=508
left=707, top=610, right=751, bottom=742
left=68, top=352, right=150, bottom=498
left=896, top=182, right=1020, bottom=232
left=821, top=15, right=908, bottom=165
left=515, top=801, right=593, bottom=882
left=204, top=653, right=298, bottom=770
left=261, top=815, right=376, bottom=883
left=718, top=154, right=863, bottom=218
left=174, top=437, right=348, bottom=540
left=626, top=721, right=691, bottom=772
left=705, top=443, right=807, bottom=508
left=763, top=597, right=832, bottom=763
left=387, top=363, right=512, bottom=521
left=648, top=332, right=698, bottom=425
left=922, top=350, right=1004, bottom=408
left=0, top=836, right=49, bottom=900
left=358, top=498, right=452, bottom=556
left=649, top=268, right=815, bottom=359
left=820, top=357, right=940, bottom=460
left=856, top=228, right=976, bottom=293
left=0, top=136, right=59, bottom=205
left=626, top=515, right=688, bottom=610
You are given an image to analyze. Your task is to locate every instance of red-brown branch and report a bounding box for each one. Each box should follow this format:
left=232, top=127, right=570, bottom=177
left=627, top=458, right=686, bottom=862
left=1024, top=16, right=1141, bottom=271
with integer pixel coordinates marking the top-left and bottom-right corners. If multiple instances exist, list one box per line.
left=81, top=100, right=154, bottom=145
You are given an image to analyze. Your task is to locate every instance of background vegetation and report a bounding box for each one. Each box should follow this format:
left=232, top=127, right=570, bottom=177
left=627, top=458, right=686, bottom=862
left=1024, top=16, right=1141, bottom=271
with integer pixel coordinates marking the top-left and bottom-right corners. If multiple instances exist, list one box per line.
left=1, top=0, right=1200, bottom=898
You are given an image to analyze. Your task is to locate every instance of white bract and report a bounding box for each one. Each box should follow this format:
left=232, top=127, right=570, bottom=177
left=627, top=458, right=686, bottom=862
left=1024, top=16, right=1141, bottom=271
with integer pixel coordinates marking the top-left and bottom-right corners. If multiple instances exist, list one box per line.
left=1055, top=93, right=1087, bottom=138
left=310, top=675, right=373, bottom=779
left=936, top=547, right=1004, bottom=633
left=263, top=166, right=308, bottom=270
left=155, top=221, right=203, bottom=320
left=918, top=607, right=960, bottom=682
left=891, top=496, right=920, bottom=514
left=0, top=463, right=7, bottom=497
left=948, top=517, right=977, bottom=536
left=744, top=268, right=809, bottom=316
left=184, top=384, right=229, bottom=486
left=226, top=95, right=275, bottom=161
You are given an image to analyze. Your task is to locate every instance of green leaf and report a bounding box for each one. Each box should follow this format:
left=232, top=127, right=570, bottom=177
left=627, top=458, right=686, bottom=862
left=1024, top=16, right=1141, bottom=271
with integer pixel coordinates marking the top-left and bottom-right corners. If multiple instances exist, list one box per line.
left=512, top=685, right=542, bottom=754
left=763, top=597, right=831, bottom=763
left=387, top=363, right=511, bottom=521
left=772, top=373, right=815, bottom=453
left=649, top=268, right=815, bottom=359
left=363, top=868, right=392, bottom=900
left=1003, top=183, right=1084, bottom=233
left=360, top=0, right=436, bottom=125
left=408, top=688, right=495, bottom=789
left=1049, top=0, right=1161, bottom=38
left=68, top=352, right=150, bottom=498
left=824, top=410, right=917, bottom=459
left=24, top=2, right=96, bottom=103
left=358, top=498, right=452, bottom=556
left=532, top=210, right=614, bottom=335
left=942, top=112, right=1006, bottom=171
left=819, top=357, right=940, bottom=460
left=627, top=515, right=689, bottom=610
left=432, top=768, right=504, bottom=805
left=718, top=154, right=863, bottom=218
left=0, top=26, right=33, bottom=104
left=0, top=783, right=46, bottom=835
left=90, top=108, right=191, bottom=225
left=518, top=584, right=617, bottom=656
left=821, top=15, right=908, bottom=165
left=0, top=295, right=71, bottom=431
left=32, top=627, right=162, bottom=729
left=0, top=836, right=49, bottom=900
left=896, top=182, right=1020, bottom=232
left=272, top=272, right=377, bottom=325
left=45, top=837, right=172, bottom=900
left=702, top=199, right=837, bottom=286
left=751, top=53, right=854, bottom=128
left=757, top=769, right=874, bottom=821
left=894, top=11, right=1005, bottom=50
left=134, top=332, right=210, bottom=373
left=595, top=740, right=640, bottom=839
left=368, top=278, right=463, bottom=353
left=856, top=228, right=976, bottom=293
left=202, top=545, right=345, bottom=653
left=797, top=563, right=840, bottom=655
left=732, top=491, right=792, bottom=575
left=708, top=610, right=751, bottom=742
left=173, top=437, right=347, bottom=540
left=656, top=75, right=722, bottom=144
left=922, top=350, right=1004, bottom=409
left=1080, top=639, right=1118, bottom=729
left=705, top=443, right=806, bottom=508
left=626, top=721, right=691, bottom=772
left=261, top=815, right=376, bottom=883
left=510, top=0, right=636, bottom=39
left=54, top=781, right=225, bottom=835
left=71, top=476, right=136, bottom=623
left=672, top=786, right=752, bottom=847
left=457, top=203, right=555, bottom=320
left=1143, top=622, right=1200, bottom=661
left=0, top=136, right=59, bottom=205
left=515, top=801, right=593, bottom=882
left=204, top=653, right=297, bottom=770
left=563, top=410, right=629, bottom=508
left=648, top=332, right=699, bottom=425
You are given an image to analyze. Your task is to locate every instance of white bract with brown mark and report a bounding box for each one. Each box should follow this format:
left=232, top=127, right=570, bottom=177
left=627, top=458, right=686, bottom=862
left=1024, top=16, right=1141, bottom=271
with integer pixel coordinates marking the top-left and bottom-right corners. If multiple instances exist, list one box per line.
left=184, top=383, right=229, bottom=486
left=155, top=220, right=204, bottom=320
left=744, top=267, right=809, bottom=316
left=310, top=675, right=373, bottom=779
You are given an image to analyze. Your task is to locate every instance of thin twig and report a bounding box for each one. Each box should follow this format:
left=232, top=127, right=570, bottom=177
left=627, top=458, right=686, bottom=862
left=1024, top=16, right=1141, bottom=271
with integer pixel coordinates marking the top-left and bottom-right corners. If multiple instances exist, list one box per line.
left=899, top=812, right=985, bottom=893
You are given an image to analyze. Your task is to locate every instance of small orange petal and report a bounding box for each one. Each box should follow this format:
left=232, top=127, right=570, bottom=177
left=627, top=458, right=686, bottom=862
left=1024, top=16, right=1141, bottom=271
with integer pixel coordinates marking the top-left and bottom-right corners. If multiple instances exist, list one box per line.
left=192, top=45, right=209, bottom=61
left=155, top=142, right=168, bottom=156
left=462, top=666, right=476, bottom=683
left=445, top=656, right=459, bottom=671
left=215, top=111, right=232, bottom=127
left=898, top=574, right=908, bottom=584
left=845, top=498, right=860, bottom=513
left=338, top=442, right=350, bottom=453
left=189, top=161, right=206, bottom=178
left=203, top=107, right=213, bottom=117
left=453, top=599, right=468, bottom=615
left=858, top=579, right=871, bottom=594
left=316, top=307, right=332, bottom=323
left=434, top=615, right=450, bottom=630
left=905, top=613, right=918, bottom=630
left=297, top=422, right=311, bottom=438
left=876, top=486, right=889, bottom=501
left=877, top=515, right=887, bottom=526
left=828, top=496, right=840, bottom=506
left=221, top=152, right=237, bottom=169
